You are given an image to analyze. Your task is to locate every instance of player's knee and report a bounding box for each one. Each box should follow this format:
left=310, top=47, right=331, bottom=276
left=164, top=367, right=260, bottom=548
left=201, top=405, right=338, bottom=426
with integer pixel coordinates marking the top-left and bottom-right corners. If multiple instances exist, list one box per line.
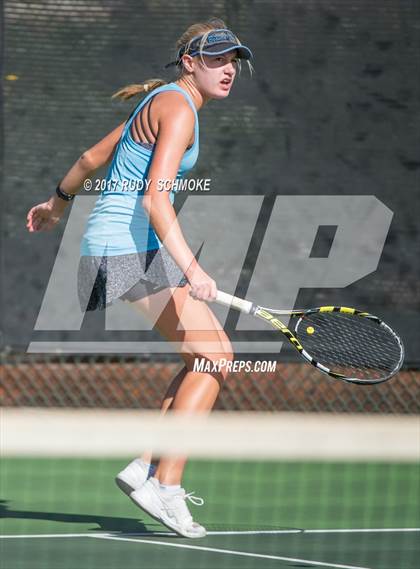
left=182, top=340, right=234, bottom=383
left=204, top=348, right=234, bottom=383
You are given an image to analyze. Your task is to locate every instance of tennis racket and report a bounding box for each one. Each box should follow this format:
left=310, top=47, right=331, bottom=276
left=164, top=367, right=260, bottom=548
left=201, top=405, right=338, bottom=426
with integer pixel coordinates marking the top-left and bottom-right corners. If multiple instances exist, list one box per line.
left=214, top=291, right=404, bottom=385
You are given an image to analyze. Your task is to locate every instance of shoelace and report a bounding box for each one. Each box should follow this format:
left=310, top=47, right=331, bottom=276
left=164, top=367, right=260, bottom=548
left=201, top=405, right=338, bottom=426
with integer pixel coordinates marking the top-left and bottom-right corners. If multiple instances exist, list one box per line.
left=184, top=491, right=204, bottom=506
left=165, top=490, right=205, bottom=528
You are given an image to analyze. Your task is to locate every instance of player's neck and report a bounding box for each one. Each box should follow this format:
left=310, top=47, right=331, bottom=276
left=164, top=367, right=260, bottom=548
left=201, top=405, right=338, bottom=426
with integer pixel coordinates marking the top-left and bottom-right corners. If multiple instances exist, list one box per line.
left=174, top=78, right=208, bottom=110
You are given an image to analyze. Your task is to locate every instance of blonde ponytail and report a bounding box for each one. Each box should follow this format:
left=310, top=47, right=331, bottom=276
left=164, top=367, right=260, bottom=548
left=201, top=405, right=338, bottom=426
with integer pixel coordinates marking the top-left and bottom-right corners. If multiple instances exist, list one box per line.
left=111, top=78, right=167, bottom=100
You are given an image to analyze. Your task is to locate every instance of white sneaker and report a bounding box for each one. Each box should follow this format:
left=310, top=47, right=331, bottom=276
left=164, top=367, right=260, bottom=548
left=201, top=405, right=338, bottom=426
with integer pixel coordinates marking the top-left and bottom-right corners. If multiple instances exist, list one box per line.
left=130, top=477, right=206, bottom=538
left=115, top=459, right=156, bottom=496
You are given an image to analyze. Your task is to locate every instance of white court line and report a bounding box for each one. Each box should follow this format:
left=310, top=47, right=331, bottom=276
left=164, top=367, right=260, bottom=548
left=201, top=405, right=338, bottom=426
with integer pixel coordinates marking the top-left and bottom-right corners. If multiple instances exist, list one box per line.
left=0, top=531, right=297, bottom=539
left=90, top=534, right=372, bottom=569
left=208, top=528, right=420, bottom=535
left=206, top=529, right=302, bottom=535
left=1, top=528, right=419, bottom=539
left=0, top=533, right=109, bottom=539
left=0, top=530, right=300, bottom=539
left=304, top=528, right=420, bottom=534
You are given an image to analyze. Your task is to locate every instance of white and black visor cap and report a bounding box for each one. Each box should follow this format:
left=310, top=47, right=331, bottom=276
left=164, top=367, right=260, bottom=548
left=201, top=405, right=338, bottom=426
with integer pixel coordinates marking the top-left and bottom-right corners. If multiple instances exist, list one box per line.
left=165, top=29, right=253, bottom=68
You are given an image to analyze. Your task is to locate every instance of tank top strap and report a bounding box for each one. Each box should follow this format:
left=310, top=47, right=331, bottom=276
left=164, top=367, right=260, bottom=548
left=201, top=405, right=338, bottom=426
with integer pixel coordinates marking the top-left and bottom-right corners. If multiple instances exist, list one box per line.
left=122, top=84, right=167, bottom=136
left=122, top=82, right=199, bottom=142
left=164, top=83, right=199, bottom=141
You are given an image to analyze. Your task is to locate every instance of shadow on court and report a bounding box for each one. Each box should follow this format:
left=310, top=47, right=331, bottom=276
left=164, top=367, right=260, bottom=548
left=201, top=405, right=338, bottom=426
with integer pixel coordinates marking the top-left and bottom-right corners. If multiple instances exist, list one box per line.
left=0, top=499, right=159, bottom=534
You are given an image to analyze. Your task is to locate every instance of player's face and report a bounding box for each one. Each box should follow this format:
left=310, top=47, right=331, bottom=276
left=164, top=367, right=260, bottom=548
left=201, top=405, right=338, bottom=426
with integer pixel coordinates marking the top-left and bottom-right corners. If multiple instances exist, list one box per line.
left=194, top=51, right=239, bottom=99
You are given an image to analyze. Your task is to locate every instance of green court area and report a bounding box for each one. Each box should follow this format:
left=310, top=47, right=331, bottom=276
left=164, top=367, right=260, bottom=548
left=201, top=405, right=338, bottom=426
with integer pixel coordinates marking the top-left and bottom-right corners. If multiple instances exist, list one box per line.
left=1, top=458, right=419, bottom=568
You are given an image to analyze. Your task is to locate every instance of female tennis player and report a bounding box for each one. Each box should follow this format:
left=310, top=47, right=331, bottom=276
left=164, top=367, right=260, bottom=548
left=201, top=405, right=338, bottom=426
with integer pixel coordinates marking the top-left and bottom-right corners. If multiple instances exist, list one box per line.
left=26, top=18, right=253, bottom=538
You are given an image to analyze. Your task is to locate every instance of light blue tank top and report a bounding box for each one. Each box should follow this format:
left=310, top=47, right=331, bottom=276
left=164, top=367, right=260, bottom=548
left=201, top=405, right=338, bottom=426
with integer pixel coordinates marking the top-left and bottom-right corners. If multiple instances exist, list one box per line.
left=80, top=82, right=199, bottom=256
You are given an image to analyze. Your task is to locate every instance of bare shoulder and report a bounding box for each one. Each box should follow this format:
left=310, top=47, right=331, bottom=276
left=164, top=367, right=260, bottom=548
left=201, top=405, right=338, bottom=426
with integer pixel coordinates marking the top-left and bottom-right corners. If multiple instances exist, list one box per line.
left=152, top=90, right=195, bottom=124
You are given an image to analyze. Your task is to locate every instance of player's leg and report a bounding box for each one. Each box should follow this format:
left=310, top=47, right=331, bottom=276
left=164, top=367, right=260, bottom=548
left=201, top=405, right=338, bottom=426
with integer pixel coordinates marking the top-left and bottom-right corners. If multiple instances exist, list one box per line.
left=140, top=365, right=188, bottom=466
left=116, top=284, right=232, bottom=494
left=115, top=364, right=189, bottom=496
left=126, top=283, right=233, bottom=537
left=133, top=283, right=233, bottom=482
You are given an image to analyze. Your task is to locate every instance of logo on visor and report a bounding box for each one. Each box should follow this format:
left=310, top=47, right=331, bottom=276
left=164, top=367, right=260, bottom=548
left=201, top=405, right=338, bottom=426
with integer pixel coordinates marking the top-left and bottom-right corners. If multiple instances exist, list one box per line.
left=206, top=30, right=237, bottom=44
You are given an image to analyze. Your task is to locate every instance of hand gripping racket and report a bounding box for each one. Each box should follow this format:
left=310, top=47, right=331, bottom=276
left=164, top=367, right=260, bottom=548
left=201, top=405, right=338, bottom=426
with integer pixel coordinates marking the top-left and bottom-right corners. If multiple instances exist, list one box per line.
left=214, top=291, right=404, bottom=385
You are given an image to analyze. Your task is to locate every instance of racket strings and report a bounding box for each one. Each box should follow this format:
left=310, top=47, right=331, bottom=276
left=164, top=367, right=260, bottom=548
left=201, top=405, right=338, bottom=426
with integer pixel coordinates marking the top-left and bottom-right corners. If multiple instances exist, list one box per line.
left=295, top=312, right=402, bottom=380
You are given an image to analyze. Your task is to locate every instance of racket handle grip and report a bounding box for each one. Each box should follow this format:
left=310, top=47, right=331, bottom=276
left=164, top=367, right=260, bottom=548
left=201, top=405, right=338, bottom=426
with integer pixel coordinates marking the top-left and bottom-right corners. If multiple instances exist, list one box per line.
left=215, top=291, right=254, bottom=314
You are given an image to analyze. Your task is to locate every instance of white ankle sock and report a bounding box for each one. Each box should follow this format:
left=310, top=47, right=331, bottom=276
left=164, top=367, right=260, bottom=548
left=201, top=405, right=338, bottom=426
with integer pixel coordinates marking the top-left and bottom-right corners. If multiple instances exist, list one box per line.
left=159, top=483, right=181, bottom=493
left=135, top=458, right=150, bottom=467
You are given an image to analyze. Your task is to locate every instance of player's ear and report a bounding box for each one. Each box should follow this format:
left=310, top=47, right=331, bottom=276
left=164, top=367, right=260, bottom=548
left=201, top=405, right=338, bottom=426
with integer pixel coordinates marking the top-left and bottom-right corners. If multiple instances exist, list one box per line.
left=181, top=54, right=195, bottom=73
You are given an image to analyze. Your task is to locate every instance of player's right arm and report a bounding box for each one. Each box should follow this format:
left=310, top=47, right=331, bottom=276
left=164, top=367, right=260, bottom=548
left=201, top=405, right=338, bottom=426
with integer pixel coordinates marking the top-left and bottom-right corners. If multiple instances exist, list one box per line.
left=26, top=121, right=125, bottom=232
left=142, top=92, right=216, bottom=301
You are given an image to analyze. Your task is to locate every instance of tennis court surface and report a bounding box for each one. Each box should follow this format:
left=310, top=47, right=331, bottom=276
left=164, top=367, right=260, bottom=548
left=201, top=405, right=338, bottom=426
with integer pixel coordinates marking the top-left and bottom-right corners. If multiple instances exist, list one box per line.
left=2, top=410, right=419, bottom=569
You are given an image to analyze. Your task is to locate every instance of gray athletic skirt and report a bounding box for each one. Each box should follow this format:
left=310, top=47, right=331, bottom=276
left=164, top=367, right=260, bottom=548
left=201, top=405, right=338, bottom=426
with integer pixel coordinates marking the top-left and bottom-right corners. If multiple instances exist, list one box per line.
left=78, top=247, right=188, bottom=311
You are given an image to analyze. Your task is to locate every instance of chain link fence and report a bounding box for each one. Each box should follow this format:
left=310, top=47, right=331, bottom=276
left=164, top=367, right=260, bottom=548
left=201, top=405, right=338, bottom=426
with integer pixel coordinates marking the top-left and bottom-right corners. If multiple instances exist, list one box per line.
left=1, top=353, right=418, bottom=413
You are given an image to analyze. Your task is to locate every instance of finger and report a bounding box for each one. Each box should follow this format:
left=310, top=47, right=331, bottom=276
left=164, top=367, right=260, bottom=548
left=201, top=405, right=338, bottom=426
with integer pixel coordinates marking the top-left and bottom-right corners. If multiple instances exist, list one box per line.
left=33, top=216, right=44, bottom=231
left=189, top=287, right=198, bottom=300
left=204, top=285, right=212, bottom=301
left=28, top=206, right=40, bottom=220
left=206, top=282, right=215, bottom=300
left=210, top=281, right=217, bottom=301
left=31, top=218, right=40, bottom=231
left=192, top=288, right=203, bottom=301
left=33, top=213, right=45, bottom=230
left=29, top=218, right=38, bottom=231
left=199, top=284, right=211, bottom=302
left=27, top=210, right=37, bottom=225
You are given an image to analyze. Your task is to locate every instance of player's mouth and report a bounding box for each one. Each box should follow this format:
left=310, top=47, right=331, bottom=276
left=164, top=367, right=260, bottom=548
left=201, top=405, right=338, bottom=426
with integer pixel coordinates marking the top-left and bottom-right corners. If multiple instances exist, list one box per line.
left=220, top=78, right=232, bottom=89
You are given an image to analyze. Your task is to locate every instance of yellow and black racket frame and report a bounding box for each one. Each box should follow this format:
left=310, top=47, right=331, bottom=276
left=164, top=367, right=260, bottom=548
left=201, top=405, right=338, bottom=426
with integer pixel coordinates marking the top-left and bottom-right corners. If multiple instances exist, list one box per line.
left=214, top=292, right=404, bottom=385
